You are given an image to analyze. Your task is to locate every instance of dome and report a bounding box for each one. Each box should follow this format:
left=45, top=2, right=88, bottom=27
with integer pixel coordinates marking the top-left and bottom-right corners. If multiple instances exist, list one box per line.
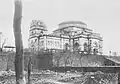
left=59, top=21, right=87, bottom=26
left=53, top=21, right=89, bottom=32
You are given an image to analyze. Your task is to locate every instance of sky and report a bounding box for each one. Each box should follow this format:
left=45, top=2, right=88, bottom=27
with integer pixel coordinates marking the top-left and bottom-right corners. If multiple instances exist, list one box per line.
left=0, top=0, right=120, bottom=55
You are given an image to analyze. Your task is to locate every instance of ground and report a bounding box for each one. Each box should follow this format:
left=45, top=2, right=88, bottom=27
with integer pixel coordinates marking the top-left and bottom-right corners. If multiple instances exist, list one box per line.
left=0, top=70, right=118, bottom=84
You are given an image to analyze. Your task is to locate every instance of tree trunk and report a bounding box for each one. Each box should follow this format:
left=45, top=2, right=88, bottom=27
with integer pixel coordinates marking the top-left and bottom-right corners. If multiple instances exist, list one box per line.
left=13, top=0, right=26, bottom=84
left=28, top=57, right=32, bottom=84
left=56, top=60, right=59, bottom=67
left=6, top=57, right=9, bottom=71
left=64, top=61, right=67, bottom=67
left=118, top=73, right=120, bottom=84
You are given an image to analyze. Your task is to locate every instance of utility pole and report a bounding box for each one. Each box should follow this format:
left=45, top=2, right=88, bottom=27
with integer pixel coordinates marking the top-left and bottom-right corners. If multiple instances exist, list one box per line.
left=13, top=0, right=26, bottom=84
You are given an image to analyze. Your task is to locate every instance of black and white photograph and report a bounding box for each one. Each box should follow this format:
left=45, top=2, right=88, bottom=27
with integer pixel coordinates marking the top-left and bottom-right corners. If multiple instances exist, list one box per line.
left=0, top=0, right=119, bottom=84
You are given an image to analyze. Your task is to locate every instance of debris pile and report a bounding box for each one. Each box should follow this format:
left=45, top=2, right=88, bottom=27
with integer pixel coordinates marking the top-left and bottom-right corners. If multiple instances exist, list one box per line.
left=0, top=70, right=118, bottom=84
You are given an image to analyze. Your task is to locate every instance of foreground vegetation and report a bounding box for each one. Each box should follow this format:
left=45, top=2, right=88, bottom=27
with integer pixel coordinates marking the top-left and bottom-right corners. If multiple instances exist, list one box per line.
left=0, top=70, right=118, bottom=84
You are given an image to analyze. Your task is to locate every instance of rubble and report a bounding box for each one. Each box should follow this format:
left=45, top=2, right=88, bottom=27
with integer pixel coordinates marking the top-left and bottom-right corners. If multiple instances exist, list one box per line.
left=0, top=70, right=118, bottom=84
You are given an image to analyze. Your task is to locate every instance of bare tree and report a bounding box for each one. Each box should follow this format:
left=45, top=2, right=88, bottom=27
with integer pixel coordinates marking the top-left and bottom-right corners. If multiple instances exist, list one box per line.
left=0, top=38, right=6, bottom=52
left=72, top=42, right=82, bottom=67
left=61, top=50, right=72, bottom=67
left=13, top=0, right=26, bottom=84
left=0, top=38, right=7, bottom=66
left=53, top=50, right=63, bottom=67
left=69, top=52, right=74, bottom=66
left=28, top=57, right=32, bottom=84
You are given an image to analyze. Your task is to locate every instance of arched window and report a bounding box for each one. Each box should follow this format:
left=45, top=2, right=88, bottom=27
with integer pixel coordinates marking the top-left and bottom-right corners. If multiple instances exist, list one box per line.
left=31, top=31, right=34, bottom=36
left=73, top=42, right=80, bottom=50
left=93, top=48, right=98, bottom=55
left=84, top=42, right=88, bottom=52
left=64, top=43, right=69, bottom=50
left=93, top=41, right=98, bottom=48
left=40, top=31, right=43, bottom=34
left=74, top=42, right=79, bottom=48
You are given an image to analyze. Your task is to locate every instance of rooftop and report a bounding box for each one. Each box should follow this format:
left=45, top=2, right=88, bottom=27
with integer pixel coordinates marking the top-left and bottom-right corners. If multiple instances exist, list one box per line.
left=59, top=21, right=87, bottom=26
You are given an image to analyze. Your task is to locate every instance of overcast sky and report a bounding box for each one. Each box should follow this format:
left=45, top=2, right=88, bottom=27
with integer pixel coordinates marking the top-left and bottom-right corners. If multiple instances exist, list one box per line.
left=0, top=0, right=120, bottom=55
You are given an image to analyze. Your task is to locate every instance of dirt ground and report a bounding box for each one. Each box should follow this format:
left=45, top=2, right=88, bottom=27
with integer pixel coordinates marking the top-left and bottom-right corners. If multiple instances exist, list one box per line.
left=0, top=70, right=118, bottom=84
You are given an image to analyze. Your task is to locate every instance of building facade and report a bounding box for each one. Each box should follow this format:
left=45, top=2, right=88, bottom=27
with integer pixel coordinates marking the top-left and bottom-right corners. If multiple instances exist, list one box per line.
left=28, top=20, right=103, bottom=55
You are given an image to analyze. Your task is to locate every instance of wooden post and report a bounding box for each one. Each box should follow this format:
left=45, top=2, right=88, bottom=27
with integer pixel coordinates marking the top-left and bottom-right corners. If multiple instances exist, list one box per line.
left=13, top=0, right=26, bottom=84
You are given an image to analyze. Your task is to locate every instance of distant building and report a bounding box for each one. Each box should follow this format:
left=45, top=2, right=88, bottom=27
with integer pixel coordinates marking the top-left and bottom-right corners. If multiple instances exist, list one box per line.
left=28, top=20, right=103, bottom=55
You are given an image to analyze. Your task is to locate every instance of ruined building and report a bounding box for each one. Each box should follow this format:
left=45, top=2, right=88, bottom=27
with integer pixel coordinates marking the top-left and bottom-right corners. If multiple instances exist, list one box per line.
left=28, top=20, right=103, bottom=55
